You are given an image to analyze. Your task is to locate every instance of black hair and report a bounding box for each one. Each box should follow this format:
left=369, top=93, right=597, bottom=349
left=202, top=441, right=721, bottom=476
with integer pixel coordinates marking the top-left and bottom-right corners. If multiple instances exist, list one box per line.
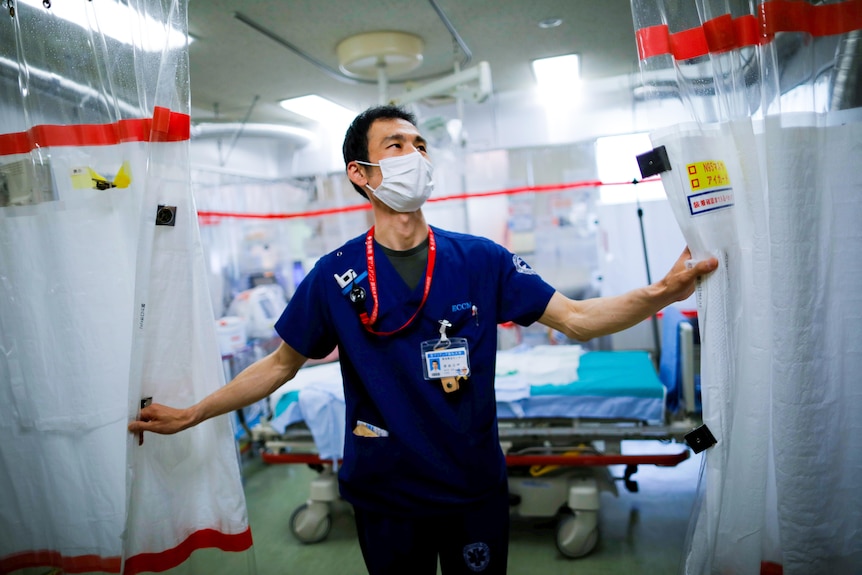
left=342, top=105, right=418, bottom=198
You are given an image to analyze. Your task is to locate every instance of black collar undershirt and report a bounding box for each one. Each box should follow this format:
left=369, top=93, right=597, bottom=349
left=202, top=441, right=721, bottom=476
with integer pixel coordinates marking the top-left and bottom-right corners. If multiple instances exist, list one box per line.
left=377, top=237, right=430, bottom=290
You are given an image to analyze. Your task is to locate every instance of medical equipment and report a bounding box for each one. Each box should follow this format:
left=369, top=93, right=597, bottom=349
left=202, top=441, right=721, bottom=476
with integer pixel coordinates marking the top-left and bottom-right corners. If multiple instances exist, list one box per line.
left=216, top=316, right=248, bottom=357
left=247, top=320, right=700, bottom=557
left=227, top=284, right=287, bottom=339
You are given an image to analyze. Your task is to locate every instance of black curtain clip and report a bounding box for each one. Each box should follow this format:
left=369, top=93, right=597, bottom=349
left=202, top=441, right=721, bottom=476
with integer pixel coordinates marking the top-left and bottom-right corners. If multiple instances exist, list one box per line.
left=636, top=145, right=672, bottom=179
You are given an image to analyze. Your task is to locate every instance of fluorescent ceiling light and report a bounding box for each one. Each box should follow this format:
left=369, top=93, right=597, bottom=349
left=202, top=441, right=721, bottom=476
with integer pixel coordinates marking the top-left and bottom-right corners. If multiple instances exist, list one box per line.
left=531, top=54, right=580, bottom=92
left=279, top=95, right=355, bottom=124
left=19, top=0, right=188, bottom=51
left=538, top=18, right=563, bottom=29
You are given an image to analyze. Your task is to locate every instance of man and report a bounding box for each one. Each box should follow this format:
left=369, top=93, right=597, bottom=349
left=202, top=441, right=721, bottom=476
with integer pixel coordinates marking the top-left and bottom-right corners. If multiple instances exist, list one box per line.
left=129, top=105, right=717, bottom=574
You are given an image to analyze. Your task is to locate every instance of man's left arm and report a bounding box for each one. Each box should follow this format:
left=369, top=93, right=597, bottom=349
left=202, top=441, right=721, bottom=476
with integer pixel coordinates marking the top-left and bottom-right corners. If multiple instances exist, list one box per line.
left=538, top=247, right=717, bottom=341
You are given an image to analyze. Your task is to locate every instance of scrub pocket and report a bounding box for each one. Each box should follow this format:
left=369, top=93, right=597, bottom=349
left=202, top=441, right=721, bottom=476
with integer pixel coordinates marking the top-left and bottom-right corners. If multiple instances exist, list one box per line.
left=341, top=433, right=402, bottom=486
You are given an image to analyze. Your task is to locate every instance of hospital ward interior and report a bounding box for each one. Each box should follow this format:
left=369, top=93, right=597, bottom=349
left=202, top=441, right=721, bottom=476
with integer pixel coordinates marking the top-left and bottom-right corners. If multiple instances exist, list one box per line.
left=1, top=1, right=861, bottom=574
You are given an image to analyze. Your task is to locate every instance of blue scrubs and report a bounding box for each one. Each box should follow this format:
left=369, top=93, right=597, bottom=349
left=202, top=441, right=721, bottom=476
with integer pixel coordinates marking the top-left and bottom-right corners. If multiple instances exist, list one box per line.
left=275, top=226, right=555, bottom=571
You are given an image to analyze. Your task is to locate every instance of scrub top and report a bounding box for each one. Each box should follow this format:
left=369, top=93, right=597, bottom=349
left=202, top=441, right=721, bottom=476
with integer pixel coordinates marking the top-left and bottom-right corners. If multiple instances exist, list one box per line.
left=275, top=226, right=556, bottom=517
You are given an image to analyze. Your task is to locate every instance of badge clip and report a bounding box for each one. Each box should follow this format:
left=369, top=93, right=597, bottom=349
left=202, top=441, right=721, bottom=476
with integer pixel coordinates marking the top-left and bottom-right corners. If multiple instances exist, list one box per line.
left=437, top=319, right=452, bottom=347
left=334, top=269, right=357, bottom=289
left=435, top=320, right=459, bottom=392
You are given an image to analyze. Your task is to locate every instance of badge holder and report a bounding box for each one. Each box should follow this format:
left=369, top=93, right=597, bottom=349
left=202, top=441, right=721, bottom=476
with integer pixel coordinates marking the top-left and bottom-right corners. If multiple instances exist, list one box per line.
left=422, top=320, right=470, bottom=393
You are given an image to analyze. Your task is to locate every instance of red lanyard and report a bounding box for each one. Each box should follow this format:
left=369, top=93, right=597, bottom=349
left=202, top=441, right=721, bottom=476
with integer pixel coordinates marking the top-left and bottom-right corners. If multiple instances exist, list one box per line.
left=359, top=226, right=436, bottom=336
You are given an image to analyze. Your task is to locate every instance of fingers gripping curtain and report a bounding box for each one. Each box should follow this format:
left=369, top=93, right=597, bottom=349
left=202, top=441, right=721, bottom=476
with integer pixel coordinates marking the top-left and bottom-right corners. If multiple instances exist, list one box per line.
left=0, top=1, right=253, bottom=573
left=629, top=1, right=862, bottom=574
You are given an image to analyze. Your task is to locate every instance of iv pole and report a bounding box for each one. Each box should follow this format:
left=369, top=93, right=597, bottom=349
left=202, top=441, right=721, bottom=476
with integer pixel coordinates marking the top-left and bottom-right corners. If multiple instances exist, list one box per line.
left=634, top=183, right=662, bottom=361
left=633, top=144, right=673, bottom=364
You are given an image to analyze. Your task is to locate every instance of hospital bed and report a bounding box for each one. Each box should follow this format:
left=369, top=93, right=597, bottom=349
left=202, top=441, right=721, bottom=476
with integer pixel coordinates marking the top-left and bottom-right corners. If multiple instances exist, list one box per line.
left=247, top=311, right=701, bottom=559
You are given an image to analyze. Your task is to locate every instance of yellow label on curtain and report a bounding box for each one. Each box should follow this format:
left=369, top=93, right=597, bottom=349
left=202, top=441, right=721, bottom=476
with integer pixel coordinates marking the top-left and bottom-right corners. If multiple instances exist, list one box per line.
left=686, top=160, right=729, bottom=190
left=70, top=162, right=132, bottom=190
left=686, top=160, right=734, bottom=216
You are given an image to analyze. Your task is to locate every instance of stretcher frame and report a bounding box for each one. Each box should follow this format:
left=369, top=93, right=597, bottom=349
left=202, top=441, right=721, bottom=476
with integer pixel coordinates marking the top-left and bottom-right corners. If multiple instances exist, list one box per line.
left=252, top=413, right=698, bottom=557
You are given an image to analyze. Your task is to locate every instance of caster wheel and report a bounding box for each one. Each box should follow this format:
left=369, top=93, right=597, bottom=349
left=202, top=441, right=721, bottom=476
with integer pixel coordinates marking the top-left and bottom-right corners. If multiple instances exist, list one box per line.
left=555, top=509, right=598, bottom=558
left=290, top=502, right=332, bottom=544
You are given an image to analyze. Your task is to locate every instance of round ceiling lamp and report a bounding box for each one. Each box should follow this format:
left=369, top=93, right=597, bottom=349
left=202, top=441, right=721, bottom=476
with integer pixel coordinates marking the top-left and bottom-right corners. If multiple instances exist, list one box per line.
left=336, top=31, right=424, bottom=80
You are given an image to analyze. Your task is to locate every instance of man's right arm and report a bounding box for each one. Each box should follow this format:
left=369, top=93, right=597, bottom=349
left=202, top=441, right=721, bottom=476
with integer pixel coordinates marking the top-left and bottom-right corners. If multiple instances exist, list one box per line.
left=128, top=341, right=308, bottom=436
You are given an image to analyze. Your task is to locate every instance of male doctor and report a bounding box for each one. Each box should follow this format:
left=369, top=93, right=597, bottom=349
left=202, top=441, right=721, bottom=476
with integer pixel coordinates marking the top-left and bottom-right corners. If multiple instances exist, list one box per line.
left=130, top=105, right=717, bottom=575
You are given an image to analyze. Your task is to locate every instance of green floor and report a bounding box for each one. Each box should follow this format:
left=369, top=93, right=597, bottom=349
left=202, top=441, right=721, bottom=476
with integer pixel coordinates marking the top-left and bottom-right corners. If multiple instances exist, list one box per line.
left=225, top=440, right=701, bottom=575
left=9, top=442, right=699, bottom=575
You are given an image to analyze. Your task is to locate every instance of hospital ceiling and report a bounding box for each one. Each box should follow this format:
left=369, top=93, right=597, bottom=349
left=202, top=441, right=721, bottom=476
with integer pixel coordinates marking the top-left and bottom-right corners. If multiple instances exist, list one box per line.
left=187, top=0, right=641, bottom=127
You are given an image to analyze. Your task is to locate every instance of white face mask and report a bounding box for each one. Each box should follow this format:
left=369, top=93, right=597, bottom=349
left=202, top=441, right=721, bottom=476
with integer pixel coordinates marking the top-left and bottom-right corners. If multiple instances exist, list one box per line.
left=357, top=151, right=434, bottom=213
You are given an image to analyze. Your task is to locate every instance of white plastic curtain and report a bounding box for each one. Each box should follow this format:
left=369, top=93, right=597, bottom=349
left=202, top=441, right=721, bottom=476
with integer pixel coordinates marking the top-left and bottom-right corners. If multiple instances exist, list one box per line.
left=0, top=1, right=254, bottom=573
left=629, top=1, right=862, bottom=574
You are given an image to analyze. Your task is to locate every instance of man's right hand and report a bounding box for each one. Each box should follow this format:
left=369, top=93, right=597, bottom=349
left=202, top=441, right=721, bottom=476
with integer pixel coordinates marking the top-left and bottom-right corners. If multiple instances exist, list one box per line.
left=128, top=403, right=195, bottom=436
left=127, top=341, right=308, bottom=440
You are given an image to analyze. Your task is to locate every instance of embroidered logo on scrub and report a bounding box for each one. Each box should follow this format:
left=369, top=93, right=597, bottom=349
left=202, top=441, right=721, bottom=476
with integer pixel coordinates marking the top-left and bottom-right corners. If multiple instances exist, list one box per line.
left=463, top=542, right=491, bottom=572
left=512, top=254, right=536, bottom=275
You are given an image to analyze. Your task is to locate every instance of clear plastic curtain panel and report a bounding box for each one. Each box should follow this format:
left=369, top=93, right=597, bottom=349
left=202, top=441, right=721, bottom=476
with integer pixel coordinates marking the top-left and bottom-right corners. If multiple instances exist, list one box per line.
left=630, top=1, right=862, bottom=574
left=0, top=1, right=254, bottom=573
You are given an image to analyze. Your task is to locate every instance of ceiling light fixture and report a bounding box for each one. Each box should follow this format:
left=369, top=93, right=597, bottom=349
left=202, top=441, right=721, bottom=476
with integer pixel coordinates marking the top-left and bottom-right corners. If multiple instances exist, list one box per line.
left=538, top=18, right=563, bottom=29
left=278, top=95, right=355, bottom=125
left=532, top=54, right=580, bottom=90
left=336, top=31, right=424, bottom=80
left=18, top=0, right=189, bottom=51
left=191, top=123, right=315, bottom=147
left=532, top=54, right=581, bottom=108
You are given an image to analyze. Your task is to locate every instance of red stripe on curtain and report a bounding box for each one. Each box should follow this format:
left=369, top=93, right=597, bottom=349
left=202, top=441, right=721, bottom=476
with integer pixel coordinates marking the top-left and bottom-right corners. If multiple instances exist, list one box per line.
left=0, top=527, right=252, bottom=574
left=0, top=550, right=121, bottom=574
left=0, top=108, right=191, bottom=156
left=759, top=0, right=862, bottom=37
left=636, top=0, right=862, bottom=61
left=123, top=527, right=253, bottom=575
left=703, top=14, right=736, bottom=54
left=636, top=23, right=671, bottom=60
left=668, top=25, right=710, bottom=61
left=733, top=15, right=761, bottom=49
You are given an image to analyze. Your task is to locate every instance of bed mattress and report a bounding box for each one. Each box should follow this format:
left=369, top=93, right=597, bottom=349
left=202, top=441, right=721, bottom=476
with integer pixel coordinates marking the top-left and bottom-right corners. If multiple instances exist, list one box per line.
left=265, top=346, right=667, bottom=461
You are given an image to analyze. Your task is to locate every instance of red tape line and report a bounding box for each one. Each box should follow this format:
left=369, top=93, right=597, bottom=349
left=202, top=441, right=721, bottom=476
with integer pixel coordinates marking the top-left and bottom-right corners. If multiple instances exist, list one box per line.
left=196, top=178, right=655, bottom=223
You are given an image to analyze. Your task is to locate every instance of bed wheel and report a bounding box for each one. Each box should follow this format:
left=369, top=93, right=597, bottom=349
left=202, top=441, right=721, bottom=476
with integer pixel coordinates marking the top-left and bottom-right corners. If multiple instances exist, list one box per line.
left=289, top=501, right=332, bottom=544
left=555, top=509, right=599, bottom=558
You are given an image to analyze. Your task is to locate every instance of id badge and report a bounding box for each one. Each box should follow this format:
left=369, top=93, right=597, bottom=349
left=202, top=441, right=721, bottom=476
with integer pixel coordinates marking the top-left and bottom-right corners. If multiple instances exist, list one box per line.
left=421, top=337, right=470, bottom=380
